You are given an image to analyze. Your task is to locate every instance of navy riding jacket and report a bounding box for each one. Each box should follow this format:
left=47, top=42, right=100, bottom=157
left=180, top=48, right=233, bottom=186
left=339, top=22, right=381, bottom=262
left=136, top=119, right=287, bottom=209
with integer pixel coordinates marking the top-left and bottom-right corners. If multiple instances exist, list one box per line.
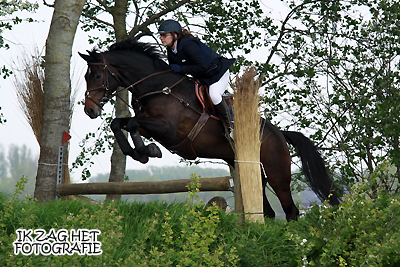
left=167, top=37, right=235, bottom=86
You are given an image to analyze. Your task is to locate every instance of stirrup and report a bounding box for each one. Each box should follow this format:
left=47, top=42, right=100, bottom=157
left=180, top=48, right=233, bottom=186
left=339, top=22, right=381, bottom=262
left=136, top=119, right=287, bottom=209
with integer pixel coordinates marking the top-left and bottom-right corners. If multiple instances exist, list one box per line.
left=223, top=126, right=234, bottom=141
left=229, top=128, right=234, bottom=140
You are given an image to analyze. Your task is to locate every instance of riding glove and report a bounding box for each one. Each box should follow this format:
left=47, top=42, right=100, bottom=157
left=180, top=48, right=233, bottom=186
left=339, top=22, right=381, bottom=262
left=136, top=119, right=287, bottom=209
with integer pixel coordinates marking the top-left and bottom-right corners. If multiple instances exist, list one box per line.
left=170, top=64, right=182, bottom=73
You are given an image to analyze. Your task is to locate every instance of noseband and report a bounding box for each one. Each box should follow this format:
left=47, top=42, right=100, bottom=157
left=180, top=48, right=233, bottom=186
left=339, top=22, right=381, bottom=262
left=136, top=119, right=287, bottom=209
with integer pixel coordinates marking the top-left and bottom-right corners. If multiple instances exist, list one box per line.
left=85, top=53, right=173, bottom=109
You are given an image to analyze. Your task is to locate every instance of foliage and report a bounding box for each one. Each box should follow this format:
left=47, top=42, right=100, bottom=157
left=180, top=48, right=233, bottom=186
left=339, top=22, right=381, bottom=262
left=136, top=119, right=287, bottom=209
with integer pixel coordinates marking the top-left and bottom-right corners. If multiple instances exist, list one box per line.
left=0, top=0, right=38, bottom=49
left=261, top=0, right=400, bottom=194
left=70, top=111, right=115, bottom=180
left=0, top=175, right=240, bottom=266
left=0, top=0, right=39, bottom=122
left=0, top=0, right=38, bottom=78
left=0, top=106, right=5, bottom=124
left=366, top=159, right=399, bottom=198
left=126, top=173, right=239, bottom=266
left=0, top=177, right=126, bottom=266
left=3, top=168, right=400, bottom=266
left=287, top=182, right=400, bottom=266
left=80, top=0, right=272, bottom=56
left=183, top=0, right=274, bottom=59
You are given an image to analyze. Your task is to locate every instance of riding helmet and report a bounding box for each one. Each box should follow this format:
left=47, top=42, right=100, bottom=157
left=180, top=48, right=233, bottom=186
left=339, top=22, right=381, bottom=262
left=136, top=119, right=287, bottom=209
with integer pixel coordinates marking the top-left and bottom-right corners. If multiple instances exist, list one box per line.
left=158, top=20, right=182, bottom=35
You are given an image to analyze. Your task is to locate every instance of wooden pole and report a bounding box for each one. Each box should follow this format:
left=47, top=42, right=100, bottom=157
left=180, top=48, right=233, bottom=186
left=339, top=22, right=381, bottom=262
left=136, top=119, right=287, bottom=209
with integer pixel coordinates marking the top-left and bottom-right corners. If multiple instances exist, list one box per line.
left=56, top=176, right=232, bottom=196
left=233, top=67, right=264, bottom=223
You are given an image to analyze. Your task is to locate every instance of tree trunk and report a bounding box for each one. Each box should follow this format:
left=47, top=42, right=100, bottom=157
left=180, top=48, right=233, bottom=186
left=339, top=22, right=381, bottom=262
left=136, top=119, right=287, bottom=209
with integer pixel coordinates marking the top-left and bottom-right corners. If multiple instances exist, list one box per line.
left=107, top=94, right=130, bottom=201
left=34, top=0, right=85, bottom=201
left=106, top=0, right=131, bottom=201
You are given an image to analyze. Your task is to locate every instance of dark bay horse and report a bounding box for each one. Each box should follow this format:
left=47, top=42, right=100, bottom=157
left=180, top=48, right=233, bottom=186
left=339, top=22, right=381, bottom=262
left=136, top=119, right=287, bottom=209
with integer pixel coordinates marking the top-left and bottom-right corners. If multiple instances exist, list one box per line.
left=79, top=38, right=340, bottom=221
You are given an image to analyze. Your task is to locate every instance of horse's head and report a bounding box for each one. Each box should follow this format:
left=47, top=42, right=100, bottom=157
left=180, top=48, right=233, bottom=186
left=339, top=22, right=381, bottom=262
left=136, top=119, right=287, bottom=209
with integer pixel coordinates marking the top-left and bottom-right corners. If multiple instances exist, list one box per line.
left=80, top=39, right=171, bottom=119
left=79, top=50, right=121, bottom=119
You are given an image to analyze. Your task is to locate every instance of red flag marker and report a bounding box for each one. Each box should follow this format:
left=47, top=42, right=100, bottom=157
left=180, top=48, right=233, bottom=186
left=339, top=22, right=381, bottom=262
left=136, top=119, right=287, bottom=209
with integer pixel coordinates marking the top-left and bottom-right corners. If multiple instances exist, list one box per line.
left=62, top=131, right=71, bottom=146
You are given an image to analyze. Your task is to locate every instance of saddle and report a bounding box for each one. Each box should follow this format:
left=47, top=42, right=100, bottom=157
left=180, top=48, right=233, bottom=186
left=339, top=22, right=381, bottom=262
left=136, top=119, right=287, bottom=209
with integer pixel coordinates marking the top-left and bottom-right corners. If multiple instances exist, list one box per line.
left=196, top=83, right=234, bottom=117
left=168, top=82, right=233, bottom=159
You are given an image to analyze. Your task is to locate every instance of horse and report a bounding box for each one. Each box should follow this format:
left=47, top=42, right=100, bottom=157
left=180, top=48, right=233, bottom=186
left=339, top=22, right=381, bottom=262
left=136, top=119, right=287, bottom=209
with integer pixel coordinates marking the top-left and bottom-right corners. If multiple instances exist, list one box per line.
left=79, top=38, right=340, bottom=221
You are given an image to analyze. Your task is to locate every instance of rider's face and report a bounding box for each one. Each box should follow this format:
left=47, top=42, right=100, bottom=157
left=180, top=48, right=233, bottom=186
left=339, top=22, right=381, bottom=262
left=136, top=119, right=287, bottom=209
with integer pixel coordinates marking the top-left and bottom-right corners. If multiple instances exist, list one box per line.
left=160, top=32, right=176, bottom=47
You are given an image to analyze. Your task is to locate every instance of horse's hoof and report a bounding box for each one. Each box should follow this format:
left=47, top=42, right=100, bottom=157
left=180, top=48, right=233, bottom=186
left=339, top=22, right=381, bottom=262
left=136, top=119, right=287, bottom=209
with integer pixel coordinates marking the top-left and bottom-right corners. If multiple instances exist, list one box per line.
left=147, top=143, right=162, bottom=158
left=137, top=155, right=149, bottom=164
left=137, top=143, right=162, bottom=158
left=131, top=150, right=149, bottom=164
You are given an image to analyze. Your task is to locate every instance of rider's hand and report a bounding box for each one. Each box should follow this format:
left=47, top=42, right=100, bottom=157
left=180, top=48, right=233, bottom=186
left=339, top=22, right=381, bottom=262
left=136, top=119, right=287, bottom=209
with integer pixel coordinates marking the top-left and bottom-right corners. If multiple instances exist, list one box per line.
left=170, top=64, right=182, bottom=73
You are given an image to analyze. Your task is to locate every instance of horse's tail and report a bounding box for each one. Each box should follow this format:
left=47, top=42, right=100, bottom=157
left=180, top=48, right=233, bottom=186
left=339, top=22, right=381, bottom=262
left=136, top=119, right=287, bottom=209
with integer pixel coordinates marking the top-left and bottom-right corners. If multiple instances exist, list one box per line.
left=282, top=131, right=341, bottom=206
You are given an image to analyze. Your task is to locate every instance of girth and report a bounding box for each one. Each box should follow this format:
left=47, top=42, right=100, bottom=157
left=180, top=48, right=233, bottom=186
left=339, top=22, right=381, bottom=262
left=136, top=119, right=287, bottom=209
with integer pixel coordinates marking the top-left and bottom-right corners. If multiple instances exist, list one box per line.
left=167, top=83, right=217, bottom=159
left=168, top=111, right=210, bottom=160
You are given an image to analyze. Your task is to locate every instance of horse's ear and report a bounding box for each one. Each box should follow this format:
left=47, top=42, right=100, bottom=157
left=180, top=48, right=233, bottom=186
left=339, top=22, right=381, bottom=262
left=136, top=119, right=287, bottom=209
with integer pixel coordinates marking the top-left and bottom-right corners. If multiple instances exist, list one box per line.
left=78, top=52, right=92, bottom=63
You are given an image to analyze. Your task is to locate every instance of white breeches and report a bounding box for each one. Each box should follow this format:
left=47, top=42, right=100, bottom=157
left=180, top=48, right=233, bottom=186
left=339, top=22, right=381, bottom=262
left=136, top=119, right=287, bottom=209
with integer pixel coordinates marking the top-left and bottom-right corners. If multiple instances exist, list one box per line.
left=209, top=70, right=230, bottom=105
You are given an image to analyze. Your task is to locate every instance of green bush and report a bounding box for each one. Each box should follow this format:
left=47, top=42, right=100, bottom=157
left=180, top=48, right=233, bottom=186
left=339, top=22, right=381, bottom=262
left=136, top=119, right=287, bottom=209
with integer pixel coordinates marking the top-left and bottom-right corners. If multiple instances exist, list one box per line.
left=287, top=183, right=400, bottom=266
left=125, top=173, right=239, bottom=266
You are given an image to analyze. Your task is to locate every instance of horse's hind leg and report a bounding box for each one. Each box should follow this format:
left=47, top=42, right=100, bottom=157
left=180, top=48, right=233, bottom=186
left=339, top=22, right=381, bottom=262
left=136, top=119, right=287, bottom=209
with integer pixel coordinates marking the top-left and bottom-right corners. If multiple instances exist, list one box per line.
left=262, top=177, right=276, bottom=219
left=272, top=178, right=299, bottom=221
left=265, top=167, right=299, bottom=221
left=261, top=138, right=299, bottom=221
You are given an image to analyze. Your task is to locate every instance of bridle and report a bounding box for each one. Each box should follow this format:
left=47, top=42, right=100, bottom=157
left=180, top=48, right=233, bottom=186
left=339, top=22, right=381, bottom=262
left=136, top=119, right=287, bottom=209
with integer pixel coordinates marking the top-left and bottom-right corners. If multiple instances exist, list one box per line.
left=85, top=52, right=174, bottom=109
left=85, top=53, right=124, bottom=109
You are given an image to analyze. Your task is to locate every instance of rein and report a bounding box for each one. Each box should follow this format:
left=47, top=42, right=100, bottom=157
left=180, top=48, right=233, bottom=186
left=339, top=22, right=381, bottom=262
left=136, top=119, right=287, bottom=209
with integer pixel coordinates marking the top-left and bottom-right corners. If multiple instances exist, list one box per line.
left=85, top=52, right=173, bottom=109
left=85, top=53, right=202, bottom=115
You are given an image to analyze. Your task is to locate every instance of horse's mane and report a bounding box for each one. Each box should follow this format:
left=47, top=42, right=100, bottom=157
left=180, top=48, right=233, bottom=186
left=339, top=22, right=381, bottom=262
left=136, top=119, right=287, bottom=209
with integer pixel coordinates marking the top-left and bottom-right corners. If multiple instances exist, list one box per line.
left=107, top=38, right=170, bottom=71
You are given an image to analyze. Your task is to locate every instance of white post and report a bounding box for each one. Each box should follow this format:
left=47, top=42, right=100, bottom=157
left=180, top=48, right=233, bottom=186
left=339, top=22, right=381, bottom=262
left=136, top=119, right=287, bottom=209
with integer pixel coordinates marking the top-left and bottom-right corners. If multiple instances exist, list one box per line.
left=56, top=146, right=64, bottom=187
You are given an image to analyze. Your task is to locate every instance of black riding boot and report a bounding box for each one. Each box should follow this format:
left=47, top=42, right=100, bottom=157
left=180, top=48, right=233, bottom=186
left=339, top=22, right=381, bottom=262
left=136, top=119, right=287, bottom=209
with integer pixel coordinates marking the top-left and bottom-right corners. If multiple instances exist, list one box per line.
left=214, top=100, right=233, bottom=140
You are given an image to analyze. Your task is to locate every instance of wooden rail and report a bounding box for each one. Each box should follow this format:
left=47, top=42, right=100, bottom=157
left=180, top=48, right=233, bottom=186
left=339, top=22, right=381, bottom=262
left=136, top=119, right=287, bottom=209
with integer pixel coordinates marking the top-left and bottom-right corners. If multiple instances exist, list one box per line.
left=56, top=176, right=233, bottom=195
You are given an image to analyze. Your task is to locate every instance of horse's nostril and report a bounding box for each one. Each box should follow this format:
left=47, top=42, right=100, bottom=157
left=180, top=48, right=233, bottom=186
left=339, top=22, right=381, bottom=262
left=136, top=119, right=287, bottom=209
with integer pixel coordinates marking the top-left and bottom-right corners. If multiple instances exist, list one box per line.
left=85, top=107, right=98, bottom=119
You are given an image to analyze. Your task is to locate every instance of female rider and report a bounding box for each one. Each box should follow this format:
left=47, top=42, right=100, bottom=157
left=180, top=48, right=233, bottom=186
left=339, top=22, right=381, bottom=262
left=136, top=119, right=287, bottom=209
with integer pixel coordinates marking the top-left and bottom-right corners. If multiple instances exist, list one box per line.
left=158, top=19, right=235, bottom=138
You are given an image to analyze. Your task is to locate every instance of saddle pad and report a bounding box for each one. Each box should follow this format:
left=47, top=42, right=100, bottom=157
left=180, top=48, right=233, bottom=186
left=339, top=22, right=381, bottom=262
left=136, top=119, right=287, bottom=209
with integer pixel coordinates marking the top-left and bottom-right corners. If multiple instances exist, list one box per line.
left=195, top=83, right=215, bottom=113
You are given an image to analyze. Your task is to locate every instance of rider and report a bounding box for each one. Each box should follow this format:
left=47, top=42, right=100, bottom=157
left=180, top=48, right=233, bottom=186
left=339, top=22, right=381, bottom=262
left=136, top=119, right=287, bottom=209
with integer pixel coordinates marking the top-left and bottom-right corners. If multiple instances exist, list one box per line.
left=158, top=19, right=235, bottom=138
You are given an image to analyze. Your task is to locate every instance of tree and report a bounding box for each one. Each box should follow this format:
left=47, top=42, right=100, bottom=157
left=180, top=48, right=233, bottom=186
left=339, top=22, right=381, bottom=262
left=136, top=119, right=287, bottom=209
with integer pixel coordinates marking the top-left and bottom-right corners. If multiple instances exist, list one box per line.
left=260, top=0, right=400, bottom=195
left=34, top=0, right=85, bottom=201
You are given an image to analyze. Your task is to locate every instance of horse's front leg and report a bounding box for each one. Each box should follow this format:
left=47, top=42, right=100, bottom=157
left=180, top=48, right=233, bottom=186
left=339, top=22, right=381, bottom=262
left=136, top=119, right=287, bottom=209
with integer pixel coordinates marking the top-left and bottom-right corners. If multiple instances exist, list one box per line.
left=110, top=117, right=161, bottom=163
left=129, top=127, right=162, bottom=158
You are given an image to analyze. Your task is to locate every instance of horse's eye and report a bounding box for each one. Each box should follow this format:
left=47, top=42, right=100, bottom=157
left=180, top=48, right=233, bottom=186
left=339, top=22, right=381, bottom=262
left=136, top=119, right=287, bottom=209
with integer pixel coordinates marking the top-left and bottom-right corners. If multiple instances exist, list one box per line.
left=95, top=74, right=102, bottom=80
